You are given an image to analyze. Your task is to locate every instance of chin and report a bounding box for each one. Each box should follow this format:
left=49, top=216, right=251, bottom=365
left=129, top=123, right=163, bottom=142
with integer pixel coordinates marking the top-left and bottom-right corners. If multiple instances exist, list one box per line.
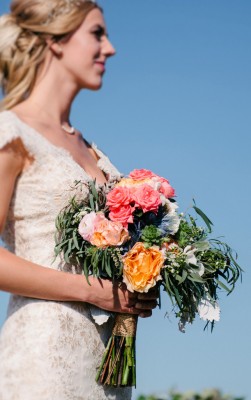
left=80, top=79, right=103, bottom=91
left=91, top=82, right=103, bottom=91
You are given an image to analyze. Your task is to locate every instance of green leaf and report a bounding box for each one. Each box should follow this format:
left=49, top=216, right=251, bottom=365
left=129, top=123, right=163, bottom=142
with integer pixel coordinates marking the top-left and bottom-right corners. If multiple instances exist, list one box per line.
left=89, top=180, right=98, bottom=200
left=83, top=258, right=91, bottom=285
left=73, top=231, right=80, bottom=250
left=64, top=248, right=71, bottom=264
left=188, top=273, right=205, bottom=283
left=179, top=270, right=188, bottom=285
left=216, top=278, right=231, bottom=292
left=194, top=241, right=210, bottom=251
left=89, top=194, right=95, bottom=211
left=105, top=254, right=112, bottom=278
left=163, top=271, right=174, bottom=304
left=193, top=205, right=213, bottom=233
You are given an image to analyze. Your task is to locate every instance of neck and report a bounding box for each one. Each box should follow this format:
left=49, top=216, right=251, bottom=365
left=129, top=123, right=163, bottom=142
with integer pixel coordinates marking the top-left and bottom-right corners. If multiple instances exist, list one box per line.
left=19, top=53, right=81, bottom=125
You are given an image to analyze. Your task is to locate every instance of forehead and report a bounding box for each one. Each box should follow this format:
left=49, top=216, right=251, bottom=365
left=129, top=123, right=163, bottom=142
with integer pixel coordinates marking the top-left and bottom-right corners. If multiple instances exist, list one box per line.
left=81, top=8, right=106, bottom=29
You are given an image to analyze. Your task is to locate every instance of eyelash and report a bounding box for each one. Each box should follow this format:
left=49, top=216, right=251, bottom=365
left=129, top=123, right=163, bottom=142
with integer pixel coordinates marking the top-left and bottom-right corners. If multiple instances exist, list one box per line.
left=93, top=29, right=103, bottom=40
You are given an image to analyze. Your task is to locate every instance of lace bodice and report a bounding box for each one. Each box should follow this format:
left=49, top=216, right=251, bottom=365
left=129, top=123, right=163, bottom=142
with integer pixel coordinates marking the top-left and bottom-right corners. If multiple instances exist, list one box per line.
left=0, top=111, right=131, bottom=400
left=0, top=110, right=121, bottom=268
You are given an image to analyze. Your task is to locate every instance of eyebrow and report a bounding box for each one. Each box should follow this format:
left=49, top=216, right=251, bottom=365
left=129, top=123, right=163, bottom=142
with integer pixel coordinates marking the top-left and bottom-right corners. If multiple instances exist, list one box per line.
left=92, top=24, right=109, bottom=37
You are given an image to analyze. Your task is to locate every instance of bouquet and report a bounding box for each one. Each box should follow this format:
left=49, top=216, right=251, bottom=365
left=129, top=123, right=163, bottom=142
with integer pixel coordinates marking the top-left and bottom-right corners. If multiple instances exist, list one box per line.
left=54, top=169, right=242, bottom=387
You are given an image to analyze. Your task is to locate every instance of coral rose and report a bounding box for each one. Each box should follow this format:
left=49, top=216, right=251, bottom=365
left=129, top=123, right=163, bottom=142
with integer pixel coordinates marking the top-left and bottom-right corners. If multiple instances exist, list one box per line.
left=159, top=180, right=175, bottom=198
left=106, top=186, right=132, bottom=209
left=132, top=184, right=161, bottom=213
left=129, top=169, right=156, bottom=180
left=91, top=214, right=129, bottom=247
left=123, top=242, right=164, bottom=292
left=109, top=204, right=134, bottom=227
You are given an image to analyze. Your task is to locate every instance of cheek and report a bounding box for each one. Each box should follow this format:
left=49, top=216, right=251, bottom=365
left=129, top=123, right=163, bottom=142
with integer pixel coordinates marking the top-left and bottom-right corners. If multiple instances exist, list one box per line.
left=72, top=35, right=100, bottom=59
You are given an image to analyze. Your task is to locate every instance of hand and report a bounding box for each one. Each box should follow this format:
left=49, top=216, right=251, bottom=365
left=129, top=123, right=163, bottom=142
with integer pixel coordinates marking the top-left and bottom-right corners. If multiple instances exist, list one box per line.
left=134, top=289, right=159, bottom=318
left=85, top=277, right=158, bottom=318
left=113, top=283, right=159, bottom=318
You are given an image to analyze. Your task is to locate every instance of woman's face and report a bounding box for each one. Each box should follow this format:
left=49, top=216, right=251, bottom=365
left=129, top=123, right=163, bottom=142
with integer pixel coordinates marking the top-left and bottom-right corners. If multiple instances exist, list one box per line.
left=58, top=8, right=115, bottom=90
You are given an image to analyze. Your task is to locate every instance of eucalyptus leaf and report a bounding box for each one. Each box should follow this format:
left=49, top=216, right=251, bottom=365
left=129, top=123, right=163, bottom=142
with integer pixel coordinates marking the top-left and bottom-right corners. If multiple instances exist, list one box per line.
left=193, top=205, right=213, bottom=233
left=188, top=273, right=205, bottom=283
left=194, top=241, right=210, bottom=251
left=216, top=279, right=231, bottom=293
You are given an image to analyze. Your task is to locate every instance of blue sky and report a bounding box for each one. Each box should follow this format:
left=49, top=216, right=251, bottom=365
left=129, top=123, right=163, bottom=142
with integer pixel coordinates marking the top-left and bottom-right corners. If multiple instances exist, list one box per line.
left=0, top=1, right=250, bottom=398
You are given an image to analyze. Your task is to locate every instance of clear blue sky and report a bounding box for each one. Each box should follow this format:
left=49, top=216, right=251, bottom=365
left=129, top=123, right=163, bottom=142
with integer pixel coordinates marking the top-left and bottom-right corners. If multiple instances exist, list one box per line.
left=0, top=1, right=250, bottom=399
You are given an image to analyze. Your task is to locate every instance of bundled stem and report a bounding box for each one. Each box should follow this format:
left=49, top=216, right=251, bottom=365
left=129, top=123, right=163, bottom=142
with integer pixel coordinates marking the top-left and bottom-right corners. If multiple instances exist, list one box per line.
left=96, top=313, right=138, bottom=387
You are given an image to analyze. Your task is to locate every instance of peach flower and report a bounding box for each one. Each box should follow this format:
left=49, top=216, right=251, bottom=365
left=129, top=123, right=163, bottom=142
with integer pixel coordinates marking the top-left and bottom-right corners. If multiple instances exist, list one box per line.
left=116, top=177, right=151, bottom=187
left=132, top=184, right=161, bottom=213
left=91, top=214, right=129, bottom=247
left=123, top=242, right=164, bottom=292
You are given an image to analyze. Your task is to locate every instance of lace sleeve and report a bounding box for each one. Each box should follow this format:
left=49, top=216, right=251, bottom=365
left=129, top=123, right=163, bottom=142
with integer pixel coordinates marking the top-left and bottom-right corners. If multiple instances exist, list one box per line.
left=0, top=110, right=22, bottom=145
left=0, top=111, right=31, bottom=162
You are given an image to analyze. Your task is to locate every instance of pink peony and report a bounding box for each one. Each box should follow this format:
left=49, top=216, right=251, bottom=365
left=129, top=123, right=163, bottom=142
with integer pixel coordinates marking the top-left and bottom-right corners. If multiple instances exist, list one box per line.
left=106, top=186, right=132, bottom=209
left=109, top=204, right=134, bottom=227
left=132, top=184, right=162, bottom=213
left=78, top=211, right=97, bottom=241
left=129, top=169, right=156, bottom=181
left=93, top=213, right=109, bottom=232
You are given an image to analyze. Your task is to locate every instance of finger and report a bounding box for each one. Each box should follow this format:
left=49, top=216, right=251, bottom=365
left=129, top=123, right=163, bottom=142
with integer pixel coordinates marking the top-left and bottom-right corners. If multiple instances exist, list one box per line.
left=128, top=292, right=138, bottom=301
left=139, top=310, right=152, bottom=318
left=137, top=293, right=158, bottom=301
left=135, top=300, right=158, bottom=310
left=127, top=300, right=137, bottom=308
left=128, top=308, right=141, bottom=316
left=126, top=293, right=138, bottom=307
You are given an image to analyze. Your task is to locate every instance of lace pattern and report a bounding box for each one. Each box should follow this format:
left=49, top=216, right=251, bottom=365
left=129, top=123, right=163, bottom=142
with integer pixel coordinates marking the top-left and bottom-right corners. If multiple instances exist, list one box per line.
left=0, top=111, right=130, bottom=400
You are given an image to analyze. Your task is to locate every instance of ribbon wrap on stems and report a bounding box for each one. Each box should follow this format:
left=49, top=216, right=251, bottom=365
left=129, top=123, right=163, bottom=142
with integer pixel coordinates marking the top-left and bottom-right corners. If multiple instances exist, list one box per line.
left=96, top=313, right=138, bottom=387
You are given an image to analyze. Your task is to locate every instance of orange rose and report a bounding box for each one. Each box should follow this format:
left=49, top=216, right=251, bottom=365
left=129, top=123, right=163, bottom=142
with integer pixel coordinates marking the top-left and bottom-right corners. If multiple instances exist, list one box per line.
left=123, top=242, right=164, bottom=293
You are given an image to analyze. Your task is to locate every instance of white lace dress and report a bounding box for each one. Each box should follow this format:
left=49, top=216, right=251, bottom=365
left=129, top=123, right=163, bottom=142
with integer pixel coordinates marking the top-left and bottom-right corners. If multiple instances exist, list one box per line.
left=0, top=111, right=132, bottom=400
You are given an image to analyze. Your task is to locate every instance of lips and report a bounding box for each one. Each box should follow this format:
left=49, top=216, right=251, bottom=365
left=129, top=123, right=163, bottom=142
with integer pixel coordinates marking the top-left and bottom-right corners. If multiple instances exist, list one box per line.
left=95, top=61, right=106, bottom=73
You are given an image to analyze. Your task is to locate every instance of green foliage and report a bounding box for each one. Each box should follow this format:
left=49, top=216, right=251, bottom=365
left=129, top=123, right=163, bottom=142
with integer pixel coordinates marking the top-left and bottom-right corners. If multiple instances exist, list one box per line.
left=54, top=179, right=242, bottom=332
left=174, top=216, right=205, bottom=248
left=141, top=225, right=163, bottom=247
left=54, top=180, right=123, bottom=281
left=161, top=207, right=243, bottom=329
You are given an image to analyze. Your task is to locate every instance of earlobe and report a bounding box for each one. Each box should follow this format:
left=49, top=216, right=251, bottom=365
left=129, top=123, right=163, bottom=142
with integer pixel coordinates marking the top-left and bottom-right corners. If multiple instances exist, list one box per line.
left=47, top=40, right=63, bottom=57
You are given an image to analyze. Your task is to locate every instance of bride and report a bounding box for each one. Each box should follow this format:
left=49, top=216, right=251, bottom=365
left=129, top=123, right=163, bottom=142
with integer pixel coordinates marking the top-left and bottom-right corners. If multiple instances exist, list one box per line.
left=0, top=1, right=158, bottom=399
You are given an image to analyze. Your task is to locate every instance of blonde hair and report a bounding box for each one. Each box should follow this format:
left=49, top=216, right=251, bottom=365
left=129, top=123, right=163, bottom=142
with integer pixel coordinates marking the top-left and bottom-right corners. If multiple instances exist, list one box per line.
left=0, top=0, right=99, bottom=110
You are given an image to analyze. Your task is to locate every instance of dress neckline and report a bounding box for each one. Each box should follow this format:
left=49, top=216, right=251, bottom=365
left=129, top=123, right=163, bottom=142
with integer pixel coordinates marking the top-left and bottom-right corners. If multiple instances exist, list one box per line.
left=6, top=110, right=108, bottom=184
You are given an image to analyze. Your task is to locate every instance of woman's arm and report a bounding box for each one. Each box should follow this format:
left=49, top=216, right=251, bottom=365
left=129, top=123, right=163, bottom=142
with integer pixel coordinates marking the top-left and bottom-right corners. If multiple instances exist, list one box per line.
left=0, top=247, right=156, bottom=317
left=0, top=144, right=156, bottom=317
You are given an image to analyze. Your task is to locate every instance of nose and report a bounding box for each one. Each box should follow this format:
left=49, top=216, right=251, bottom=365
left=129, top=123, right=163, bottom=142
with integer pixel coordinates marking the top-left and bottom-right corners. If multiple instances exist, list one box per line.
left=103, top=36, right=116, bottom=58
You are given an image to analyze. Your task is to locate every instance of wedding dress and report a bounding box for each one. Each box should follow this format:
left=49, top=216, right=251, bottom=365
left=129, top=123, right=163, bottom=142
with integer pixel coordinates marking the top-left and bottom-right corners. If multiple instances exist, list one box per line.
left=0, top=110, right=131, bottom=400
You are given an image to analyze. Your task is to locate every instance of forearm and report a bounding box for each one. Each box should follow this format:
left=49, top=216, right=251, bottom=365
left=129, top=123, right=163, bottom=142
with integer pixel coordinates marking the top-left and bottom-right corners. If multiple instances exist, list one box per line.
left=0, top=248, right=157, bottom=317
left=0, top=247, right=88, bottom=302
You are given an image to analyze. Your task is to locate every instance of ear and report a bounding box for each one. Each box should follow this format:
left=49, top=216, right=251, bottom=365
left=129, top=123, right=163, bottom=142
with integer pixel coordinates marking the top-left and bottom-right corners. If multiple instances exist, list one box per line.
left=46, top=39, right=63, bottom=57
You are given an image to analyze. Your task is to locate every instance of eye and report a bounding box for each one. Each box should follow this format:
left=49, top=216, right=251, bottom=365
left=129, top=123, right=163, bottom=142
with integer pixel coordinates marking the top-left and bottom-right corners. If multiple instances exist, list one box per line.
left=92, top=28, right=104, bottom=41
